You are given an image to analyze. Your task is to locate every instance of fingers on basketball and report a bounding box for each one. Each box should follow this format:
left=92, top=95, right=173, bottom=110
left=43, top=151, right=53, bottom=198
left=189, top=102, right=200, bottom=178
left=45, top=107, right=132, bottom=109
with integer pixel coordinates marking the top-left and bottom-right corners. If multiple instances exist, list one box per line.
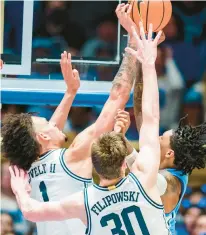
left=116, top=3, right=125, bottom=16
left=154, top=30, right=163, bottom=45
left=121, top=4, right=129, bottom=14
left=148, top=24, right=153, bottom=41
left=127, top=3, right=132, bottom=15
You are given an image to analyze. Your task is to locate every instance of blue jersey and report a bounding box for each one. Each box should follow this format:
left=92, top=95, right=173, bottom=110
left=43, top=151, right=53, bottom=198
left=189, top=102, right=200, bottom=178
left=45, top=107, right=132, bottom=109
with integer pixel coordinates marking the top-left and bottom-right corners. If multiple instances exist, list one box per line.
left=165, top=169, right=188, bottom=235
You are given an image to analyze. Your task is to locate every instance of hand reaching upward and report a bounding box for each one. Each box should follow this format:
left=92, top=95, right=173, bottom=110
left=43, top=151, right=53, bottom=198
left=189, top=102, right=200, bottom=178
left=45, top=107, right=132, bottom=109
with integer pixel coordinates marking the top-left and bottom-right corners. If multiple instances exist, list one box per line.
left=125, top=22, right=162, bottom=65
left=114, top=109, right=131, bottom=135
left=9, top=166, right=31, bottom=196
left=115, top=3, right=138, bottom=37
left=60, top=51, right=80, bottom=93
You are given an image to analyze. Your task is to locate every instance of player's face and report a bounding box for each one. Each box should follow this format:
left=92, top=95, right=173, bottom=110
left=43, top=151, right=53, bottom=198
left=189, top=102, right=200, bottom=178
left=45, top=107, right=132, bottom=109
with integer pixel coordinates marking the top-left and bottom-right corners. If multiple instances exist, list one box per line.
left=159, top=130, right=173, bottom=162
left=32, top=116, right=66, bottom=146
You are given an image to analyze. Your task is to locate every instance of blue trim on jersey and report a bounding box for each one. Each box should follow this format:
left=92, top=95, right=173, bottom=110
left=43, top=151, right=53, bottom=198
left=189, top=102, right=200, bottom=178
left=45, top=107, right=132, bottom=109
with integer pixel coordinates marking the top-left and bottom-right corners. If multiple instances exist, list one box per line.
left=39, top=149, right=56, bottom=160
left=84, top=187, right=91, bottom=235
left=84, top=182, right=88, bottom=189
left=93, top=177, right=127, bottom=191
left=165, top=168, right=188, bottom=215
left=59, top=148, right=92, bottom=183
left=165, top=169, right=188, bottom=234
left=129, top=173, right=164, bottom=209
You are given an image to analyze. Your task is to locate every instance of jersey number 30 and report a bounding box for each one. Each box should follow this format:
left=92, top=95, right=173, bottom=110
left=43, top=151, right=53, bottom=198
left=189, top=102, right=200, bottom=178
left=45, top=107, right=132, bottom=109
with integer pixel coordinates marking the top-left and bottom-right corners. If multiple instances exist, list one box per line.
left=100, top=205, right=149, bottom=235
left=39, top=181, right=49, bottom=202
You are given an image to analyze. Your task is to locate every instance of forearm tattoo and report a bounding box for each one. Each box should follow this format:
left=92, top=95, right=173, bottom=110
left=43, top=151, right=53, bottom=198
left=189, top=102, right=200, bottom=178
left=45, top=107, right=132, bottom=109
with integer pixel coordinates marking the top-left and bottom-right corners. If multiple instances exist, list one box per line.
left=112, top=39, right=139, bottom=91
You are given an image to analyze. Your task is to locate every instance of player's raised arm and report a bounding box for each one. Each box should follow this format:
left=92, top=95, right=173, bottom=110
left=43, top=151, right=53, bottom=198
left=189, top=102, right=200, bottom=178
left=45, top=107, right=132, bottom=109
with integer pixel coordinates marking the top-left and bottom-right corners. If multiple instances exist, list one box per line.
left=9, top=166, right=85, bottom=223
left=116, top=3, right=143, bottom=132
left=67, top=4, right=139, bottom=159
left=49, top=52, right=80, bottom=130
left=126, top=23, right=162, bottom=188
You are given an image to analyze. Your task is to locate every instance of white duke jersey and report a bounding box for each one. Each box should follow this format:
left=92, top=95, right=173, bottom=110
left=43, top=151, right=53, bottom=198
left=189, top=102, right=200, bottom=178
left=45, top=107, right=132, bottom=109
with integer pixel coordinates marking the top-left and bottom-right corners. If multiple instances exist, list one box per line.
left=28, top=148, right=92, bottom=235
left=84, top=172, right=170, bottom=235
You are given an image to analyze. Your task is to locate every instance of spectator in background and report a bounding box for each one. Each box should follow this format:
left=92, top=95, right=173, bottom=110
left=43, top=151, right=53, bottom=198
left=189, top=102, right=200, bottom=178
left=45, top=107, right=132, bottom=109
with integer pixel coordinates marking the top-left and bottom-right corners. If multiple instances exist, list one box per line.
left=183, top=206, right=203, bottom=235
left=34, top=1, right=86, bottom=51
left=0, top=213, right=15, bottom=235
left=156, top=46, right=184, bottom=131
left=192, top=214, right=206, bottom=235
left=31, top=38, right=53, bottom=78
left=67, top=107, right=95, bottom=133
left=164, top=13, right=184, bottom=43
left=94, top=43, right=116, bottom=81
left=182, top=83, right=204, bottom=126
left=1, top=160, right=31, bottom=235
left=81, top=15, right=117, bottom=57
left=172, top=1, right=206, bottom=44
left=81, top=42, right=116, bottom=81
left=189, top=191, right=204, bottom=205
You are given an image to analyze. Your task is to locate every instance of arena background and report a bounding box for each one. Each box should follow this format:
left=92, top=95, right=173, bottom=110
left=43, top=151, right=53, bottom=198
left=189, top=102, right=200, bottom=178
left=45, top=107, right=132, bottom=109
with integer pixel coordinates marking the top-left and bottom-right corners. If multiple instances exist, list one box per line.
left=1, top=1, right=206, bottom=235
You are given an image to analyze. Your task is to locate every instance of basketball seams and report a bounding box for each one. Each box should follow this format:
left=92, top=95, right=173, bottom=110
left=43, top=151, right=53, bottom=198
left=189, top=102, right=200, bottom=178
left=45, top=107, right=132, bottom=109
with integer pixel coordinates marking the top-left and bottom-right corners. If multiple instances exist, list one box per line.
left=131, top=0, right=172, bottom=34
left=155, top=0, right=165, bottom=32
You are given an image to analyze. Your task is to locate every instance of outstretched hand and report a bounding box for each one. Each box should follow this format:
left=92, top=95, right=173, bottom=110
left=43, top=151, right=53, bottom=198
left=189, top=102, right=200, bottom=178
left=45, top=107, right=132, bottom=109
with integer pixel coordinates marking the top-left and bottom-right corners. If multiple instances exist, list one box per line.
left=60, top=51, right=80, bottom=93
left=114, top=109, right=131, bottom=135
left=115, top=3, right=138, bottom=37
left=125, top=22, right=162, bottom=65
left=9, top=166, right=31, bottom=196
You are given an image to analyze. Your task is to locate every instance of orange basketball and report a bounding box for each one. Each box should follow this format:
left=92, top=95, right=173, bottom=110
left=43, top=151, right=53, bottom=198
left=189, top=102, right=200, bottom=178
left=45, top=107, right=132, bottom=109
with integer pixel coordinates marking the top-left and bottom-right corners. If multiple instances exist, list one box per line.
left=129, top=0, right=172, bottom=32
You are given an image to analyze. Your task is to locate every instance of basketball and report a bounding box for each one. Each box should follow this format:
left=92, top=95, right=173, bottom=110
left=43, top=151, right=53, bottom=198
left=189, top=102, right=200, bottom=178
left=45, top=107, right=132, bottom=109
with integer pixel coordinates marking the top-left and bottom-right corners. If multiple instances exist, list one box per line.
left=129, top=0, right=172, bottom=32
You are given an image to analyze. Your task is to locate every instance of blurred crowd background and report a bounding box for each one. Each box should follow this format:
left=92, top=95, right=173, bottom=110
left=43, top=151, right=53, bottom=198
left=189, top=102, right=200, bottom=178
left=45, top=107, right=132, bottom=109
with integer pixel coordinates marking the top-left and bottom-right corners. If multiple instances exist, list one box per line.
left=1, top=1, right=206, bottom=235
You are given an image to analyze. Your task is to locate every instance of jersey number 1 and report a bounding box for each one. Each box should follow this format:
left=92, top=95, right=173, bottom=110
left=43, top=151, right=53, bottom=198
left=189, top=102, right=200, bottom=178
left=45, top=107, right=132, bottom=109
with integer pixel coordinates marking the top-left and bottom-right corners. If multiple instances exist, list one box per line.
left=39, top=181, right=49, bottom=202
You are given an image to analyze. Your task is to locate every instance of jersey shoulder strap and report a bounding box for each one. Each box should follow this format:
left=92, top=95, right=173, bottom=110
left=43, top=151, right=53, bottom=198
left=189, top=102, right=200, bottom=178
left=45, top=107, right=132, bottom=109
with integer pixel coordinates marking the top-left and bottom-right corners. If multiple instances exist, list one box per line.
left=129, top=173, right=164, bottom=210
left=59, top=149, right=92, bottom=184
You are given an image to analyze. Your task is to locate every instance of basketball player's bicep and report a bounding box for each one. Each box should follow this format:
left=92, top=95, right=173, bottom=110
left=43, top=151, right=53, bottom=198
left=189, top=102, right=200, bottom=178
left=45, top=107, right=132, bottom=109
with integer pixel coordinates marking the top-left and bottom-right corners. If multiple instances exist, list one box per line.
left=69, top=124, right=96, bottom=156
left=132, top=146, right=160, bottom=188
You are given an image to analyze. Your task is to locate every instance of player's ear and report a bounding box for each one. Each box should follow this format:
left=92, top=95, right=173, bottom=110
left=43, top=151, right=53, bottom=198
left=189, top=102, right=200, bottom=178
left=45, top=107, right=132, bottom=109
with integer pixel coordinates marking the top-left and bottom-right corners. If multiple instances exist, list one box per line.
left=165, top=149, right=174, bottom=159
left=36, top=132, right=51, bottom=144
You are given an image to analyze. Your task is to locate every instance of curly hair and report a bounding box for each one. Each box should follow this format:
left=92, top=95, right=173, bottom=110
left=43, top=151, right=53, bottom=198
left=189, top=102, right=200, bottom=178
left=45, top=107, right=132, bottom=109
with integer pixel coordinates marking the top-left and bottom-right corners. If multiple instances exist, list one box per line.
left=91, top=132, right=128, bottom=180
left=1, top=113, right=40, bottom=170
left=170, top=118, right=206, bottom=175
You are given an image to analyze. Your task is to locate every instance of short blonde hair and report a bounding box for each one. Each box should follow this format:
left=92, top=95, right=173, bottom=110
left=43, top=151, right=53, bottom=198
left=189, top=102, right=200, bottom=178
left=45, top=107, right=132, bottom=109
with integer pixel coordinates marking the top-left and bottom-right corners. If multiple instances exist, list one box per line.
left=91, top=132, right=128, bottom=180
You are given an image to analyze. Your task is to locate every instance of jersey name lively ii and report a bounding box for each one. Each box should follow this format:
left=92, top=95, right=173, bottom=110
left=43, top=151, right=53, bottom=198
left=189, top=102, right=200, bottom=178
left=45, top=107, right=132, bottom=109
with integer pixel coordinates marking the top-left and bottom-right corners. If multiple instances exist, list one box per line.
left=28, top=148, right=92, bottom=235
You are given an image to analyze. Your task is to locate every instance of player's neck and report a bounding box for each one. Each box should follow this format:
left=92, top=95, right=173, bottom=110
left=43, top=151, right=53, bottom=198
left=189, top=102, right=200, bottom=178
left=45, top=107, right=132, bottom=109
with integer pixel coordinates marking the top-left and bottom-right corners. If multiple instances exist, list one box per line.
left=39, top=144, right=59, bottom=156
left=160, top=159, right=175, bottom=170
left=99, top=176, right=124, bottom=188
